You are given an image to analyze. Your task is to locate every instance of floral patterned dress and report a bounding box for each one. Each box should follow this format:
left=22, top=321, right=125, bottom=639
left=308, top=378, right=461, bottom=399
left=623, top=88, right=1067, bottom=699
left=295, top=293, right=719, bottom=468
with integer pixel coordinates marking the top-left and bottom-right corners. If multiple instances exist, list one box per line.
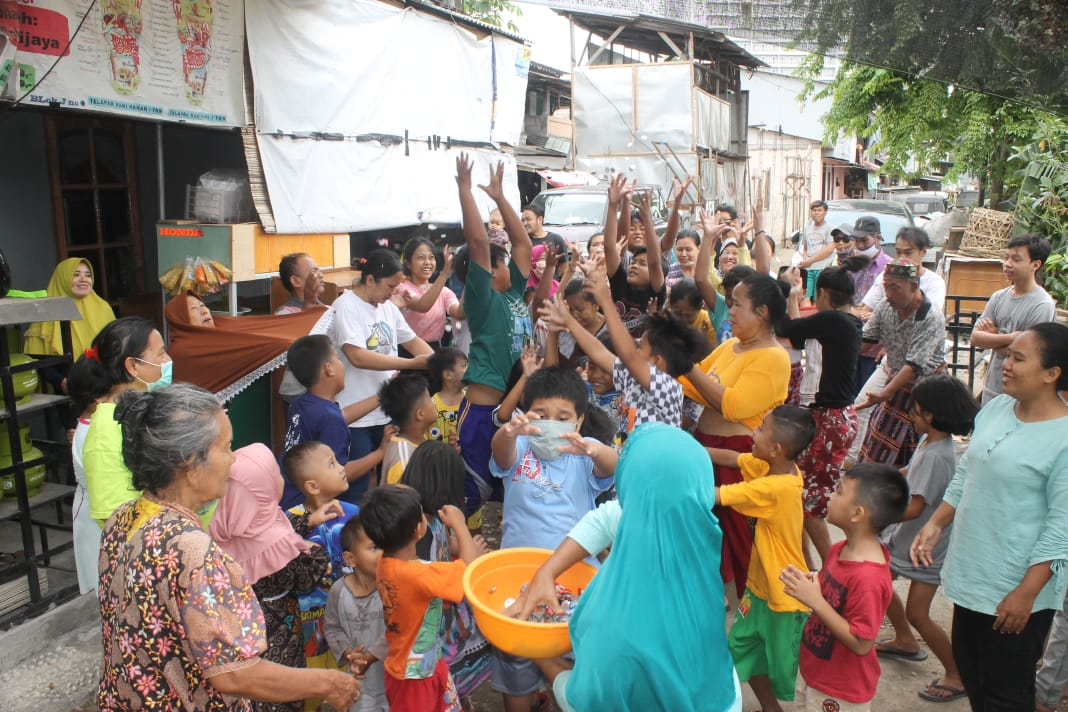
left=251, top=513, right=331, bottom=712
left=98, top=494, right=268, bottom=710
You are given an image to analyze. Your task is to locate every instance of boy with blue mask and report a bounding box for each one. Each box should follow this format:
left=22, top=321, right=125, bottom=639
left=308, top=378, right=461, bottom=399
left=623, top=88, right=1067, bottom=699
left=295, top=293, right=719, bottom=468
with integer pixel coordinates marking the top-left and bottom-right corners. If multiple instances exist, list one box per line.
left=488, top=366, right=617, bottom=711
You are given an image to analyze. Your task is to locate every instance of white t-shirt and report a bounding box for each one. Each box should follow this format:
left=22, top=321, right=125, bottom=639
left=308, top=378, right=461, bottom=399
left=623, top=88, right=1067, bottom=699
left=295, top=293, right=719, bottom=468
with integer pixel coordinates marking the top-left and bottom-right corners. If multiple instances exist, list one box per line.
left=803, top=220, right=834, bottom=270
left=862, top=269, right=946, bottom=314
left=332, top=290, right=416, bottom=428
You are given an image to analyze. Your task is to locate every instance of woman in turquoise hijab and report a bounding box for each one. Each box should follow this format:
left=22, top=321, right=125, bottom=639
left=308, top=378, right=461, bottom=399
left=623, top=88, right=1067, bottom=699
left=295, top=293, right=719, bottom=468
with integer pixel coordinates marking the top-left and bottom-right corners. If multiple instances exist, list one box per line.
left=513, top=423, right=741, bottom=711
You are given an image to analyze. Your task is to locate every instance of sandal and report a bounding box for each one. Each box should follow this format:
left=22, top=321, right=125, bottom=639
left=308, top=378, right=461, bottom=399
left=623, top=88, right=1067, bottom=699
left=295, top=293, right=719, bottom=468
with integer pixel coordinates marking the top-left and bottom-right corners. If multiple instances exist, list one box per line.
left=875, top=640, right=928, bottom=661
left=918, top=679, right=966, bottom=703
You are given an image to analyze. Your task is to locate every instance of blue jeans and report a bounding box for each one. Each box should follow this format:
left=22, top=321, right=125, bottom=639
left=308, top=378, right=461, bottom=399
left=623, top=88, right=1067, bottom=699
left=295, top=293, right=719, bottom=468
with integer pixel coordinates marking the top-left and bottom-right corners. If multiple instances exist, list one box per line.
left=343, top=424, right=385, bottom=505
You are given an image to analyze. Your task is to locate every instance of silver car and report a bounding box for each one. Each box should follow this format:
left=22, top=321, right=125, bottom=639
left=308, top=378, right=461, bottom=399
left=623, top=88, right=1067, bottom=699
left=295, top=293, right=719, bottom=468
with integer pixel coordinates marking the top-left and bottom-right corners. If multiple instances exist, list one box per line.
left=530, top=185, right=668, bottom=252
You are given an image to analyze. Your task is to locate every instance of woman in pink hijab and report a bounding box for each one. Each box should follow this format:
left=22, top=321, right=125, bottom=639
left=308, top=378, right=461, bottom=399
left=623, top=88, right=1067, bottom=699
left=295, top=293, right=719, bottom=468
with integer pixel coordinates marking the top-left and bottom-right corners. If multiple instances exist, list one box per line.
left=525, top=244, right=561, bottom=304
left=210, top=444, right=334, bottom=712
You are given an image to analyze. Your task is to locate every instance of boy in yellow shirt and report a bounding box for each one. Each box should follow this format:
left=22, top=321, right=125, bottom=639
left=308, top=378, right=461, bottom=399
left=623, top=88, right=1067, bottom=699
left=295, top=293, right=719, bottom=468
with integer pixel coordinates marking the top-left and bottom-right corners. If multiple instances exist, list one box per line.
left=707, top=404, right=816, bottom=712
left=379, top=374, right=437, bottom=485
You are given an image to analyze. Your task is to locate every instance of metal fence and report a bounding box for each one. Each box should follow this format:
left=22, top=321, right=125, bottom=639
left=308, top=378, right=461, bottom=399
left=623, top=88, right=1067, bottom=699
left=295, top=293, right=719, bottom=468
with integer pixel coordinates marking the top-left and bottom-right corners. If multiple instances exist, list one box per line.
left=944, top=293, right=990, bottom=393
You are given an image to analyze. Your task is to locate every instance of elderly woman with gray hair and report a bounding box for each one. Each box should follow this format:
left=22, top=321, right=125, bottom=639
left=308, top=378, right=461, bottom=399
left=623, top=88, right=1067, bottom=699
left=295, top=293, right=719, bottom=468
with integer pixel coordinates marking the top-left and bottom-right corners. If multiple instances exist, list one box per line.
left=96, top=383, right=360, bottom=711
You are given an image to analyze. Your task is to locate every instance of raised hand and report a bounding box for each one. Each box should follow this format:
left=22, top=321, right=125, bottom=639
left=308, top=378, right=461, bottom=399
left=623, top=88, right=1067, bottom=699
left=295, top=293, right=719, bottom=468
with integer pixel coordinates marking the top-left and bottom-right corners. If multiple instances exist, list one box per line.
left=557, top=431, right=596, bottom=457
left=500, top=410, right=543, bottom=439
left=607, top=173, right=629, bottom=204
left=698, top=207, right=728, bottom=240
left=477, top=161, right=507, bottom=203
left=785, top=267, right=804, bottom=297
left=673, top=175, right=693, bottom=205
left=520, top=341, right=543, bottom=376
left=455, top=153, right=474, bottom=191
left=637, top=190, right=652, bottom=221
left=539, top=293, right=573, bottom=334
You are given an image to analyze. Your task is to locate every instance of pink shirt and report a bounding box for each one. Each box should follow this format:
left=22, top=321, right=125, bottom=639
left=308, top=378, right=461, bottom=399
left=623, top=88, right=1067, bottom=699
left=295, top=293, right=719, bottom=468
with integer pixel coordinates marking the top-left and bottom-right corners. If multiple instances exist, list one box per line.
left=395, top=280, right=458, bottom=343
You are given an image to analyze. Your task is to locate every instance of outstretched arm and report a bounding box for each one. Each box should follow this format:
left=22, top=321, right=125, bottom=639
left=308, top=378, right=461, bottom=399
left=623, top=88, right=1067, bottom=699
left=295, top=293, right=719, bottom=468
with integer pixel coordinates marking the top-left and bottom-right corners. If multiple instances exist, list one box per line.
left=639, top=192, right=665, bottom=294
left=527, top=246, right=559, bottom=308
left=696, top=210, right=728, bottom=308
left=540, top=292, right=615, bottom=375
left=456, top=154, right=490, bottom=274
left=479, top=161, right=531, bottom=278
left=749, top=191, right=771, bottom=275
left=660, top=176, right=693, bottom=255
left=603, top=174, right=627, bottom=278
left=400, top=249, right=454, bottom=313
left=586, top=265, right=649, bottom=389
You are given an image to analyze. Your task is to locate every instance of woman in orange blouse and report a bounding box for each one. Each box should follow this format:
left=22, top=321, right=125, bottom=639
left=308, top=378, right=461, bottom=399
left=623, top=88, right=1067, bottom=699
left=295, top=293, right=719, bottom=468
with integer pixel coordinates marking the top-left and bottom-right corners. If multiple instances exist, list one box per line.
left=682, top=272, right=791, bottom=599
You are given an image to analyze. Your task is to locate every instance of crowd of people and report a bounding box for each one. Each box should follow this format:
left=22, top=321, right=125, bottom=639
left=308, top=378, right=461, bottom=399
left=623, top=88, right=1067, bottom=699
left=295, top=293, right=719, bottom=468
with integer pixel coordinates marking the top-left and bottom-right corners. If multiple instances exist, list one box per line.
left=21, top=156, right=1068, bottom=712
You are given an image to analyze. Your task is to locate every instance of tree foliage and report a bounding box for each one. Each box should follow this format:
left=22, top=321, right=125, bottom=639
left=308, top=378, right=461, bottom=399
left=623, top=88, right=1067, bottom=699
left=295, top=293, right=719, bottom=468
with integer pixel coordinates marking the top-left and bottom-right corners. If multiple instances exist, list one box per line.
left=462, top=0, right=521, bottom=34
left=802, top=63, right=1056, bottom=204
left=794, top=0, right=1068, bottom=116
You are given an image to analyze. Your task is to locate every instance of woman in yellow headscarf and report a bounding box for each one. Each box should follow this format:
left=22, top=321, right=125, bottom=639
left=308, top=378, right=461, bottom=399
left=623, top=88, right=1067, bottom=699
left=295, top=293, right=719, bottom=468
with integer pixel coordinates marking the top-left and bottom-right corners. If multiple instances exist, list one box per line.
left=24, top=258, right=116, bottom=357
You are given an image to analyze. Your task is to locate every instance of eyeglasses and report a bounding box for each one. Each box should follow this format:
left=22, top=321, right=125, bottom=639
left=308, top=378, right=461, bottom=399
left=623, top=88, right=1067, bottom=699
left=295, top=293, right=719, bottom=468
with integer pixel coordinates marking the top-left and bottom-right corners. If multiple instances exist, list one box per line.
left=833, top=235, right=852, bottom=244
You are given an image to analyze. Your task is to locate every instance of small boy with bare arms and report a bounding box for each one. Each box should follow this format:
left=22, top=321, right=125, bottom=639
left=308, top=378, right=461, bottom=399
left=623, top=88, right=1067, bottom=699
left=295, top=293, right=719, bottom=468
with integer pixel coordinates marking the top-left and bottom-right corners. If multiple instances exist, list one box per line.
left=780, top=463, right=909, bottom=711
left=359, top=485, right=481, bottom=712
left=707, top=405, right=815, bottom=711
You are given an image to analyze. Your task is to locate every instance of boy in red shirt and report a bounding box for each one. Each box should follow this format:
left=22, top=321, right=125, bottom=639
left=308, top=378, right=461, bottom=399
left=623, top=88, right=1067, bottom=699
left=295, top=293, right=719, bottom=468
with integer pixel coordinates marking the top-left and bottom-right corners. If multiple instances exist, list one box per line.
left=359, top=485, right=480, bottom=712
left=780, top=463, right=908, bottom=710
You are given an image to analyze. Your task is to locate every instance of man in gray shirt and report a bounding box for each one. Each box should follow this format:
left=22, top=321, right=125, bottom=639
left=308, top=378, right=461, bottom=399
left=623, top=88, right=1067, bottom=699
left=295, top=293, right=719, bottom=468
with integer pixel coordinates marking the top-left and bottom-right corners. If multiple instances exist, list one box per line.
left=971, top=234, right=1056, bottom=404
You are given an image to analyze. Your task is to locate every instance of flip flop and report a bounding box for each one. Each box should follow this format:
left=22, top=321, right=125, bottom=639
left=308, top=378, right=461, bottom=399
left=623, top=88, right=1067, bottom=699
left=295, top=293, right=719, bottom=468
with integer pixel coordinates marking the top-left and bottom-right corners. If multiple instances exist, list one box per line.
left=918, top=679, right=967, bottom=703
left=875, top=640, right=928, bottom=661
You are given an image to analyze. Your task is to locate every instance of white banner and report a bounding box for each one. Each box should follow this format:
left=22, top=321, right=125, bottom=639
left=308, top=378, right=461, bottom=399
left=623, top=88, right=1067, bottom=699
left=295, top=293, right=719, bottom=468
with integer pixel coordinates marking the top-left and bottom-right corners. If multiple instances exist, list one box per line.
left=257, top=137, right=521, bottom=234
left=246, top=0, right=529, bottom=233
left=246, top=0, right=528, bottom=146
left=0, top=0, right=245, bottom=127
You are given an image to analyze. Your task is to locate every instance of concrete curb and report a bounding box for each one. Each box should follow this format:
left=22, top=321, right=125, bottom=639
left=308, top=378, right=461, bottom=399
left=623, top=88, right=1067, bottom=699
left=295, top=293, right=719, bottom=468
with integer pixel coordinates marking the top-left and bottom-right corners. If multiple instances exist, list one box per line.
left=0, top=592, right=100, bottom=711
left=0, top=591, right=99, bottom=674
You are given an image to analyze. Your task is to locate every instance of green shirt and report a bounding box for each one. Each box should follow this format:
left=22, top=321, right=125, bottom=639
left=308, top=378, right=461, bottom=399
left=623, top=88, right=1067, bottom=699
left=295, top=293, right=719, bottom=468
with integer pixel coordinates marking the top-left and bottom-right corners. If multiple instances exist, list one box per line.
left=83, top=403, right=140, bottom=525
left=83, top=402, right=217, bottom=529
left=462, top=260, right=532, bottom=393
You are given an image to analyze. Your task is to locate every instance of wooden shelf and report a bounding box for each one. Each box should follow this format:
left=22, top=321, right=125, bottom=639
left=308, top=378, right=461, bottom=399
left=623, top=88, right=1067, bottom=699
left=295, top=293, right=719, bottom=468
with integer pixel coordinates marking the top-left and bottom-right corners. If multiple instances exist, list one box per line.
left=0, top=394, right=69, bottom=421
left=0, top=482, right=75, bottom=521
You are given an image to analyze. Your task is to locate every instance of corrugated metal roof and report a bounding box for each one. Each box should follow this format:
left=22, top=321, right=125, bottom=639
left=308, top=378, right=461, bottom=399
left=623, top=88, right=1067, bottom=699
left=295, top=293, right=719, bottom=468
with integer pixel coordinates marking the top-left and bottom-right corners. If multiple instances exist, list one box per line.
left=402, top=0, right=527, bottom=43
left=555, top=9, right=765, bottom=68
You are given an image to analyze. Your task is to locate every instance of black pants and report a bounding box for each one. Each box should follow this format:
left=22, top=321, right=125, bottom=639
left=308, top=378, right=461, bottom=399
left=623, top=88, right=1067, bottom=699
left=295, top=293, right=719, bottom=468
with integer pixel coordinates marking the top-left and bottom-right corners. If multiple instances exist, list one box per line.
left=951, top=604, right=1055, bottom=711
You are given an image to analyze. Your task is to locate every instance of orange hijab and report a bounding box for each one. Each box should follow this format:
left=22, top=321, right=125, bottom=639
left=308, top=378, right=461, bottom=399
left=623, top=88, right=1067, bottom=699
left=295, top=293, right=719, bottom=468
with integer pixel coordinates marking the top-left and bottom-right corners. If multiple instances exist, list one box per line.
left=164, top=292, right=326, bottom=399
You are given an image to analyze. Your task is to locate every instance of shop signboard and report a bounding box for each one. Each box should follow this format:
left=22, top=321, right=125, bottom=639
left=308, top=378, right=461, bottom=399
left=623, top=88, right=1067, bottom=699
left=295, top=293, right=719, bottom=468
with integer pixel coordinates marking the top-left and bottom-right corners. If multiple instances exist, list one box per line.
left=0, top=0, right=245, bottom=127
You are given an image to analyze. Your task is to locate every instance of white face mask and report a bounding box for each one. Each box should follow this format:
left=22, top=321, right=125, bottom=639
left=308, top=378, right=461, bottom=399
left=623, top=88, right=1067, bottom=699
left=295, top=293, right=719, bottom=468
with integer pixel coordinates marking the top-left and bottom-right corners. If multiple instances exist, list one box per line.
left=857, top=244, right=880, bottom=258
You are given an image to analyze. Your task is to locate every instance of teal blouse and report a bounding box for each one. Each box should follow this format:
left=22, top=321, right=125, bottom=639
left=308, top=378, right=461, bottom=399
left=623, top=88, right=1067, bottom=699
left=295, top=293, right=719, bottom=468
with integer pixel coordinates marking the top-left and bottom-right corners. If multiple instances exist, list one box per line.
left=942, top=394, right=1068, bottom=615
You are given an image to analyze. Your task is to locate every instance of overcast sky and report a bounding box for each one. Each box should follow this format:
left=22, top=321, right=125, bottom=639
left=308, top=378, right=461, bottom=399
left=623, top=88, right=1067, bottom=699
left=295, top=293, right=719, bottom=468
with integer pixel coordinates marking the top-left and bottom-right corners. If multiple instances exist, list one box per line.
left=510, top=3, right=573, bottom=72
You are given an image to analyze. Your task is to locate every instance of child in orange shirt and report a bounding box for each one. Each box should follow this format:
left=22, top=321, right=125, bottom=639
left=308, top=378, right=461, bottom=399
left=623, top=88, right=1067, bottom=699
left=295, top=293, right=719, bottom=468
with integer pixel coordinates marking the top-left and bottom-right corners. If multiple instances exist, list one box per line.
left=359, top=485, right=480, bottom=712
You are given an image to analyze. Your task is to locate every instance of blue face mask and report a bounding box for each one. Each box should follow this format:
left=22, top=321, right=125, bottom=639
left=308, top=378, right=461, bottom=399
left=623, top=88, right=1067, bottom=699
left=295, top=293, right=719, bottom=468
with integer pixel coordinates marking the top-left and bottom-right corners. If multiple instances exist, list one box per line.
left=527, top=419, right=578, bottom=461
left=135, top=357, right=173, bottom=392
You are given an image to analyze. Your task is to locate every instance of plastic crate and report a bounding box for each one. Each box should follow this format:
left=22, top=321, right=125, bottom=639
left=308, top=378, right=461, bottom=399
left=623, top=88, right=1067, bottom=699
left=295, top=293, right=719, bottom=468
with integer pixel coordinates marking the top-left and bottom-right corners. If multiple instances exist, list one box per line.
left=185, top=185, right=254, bottom=224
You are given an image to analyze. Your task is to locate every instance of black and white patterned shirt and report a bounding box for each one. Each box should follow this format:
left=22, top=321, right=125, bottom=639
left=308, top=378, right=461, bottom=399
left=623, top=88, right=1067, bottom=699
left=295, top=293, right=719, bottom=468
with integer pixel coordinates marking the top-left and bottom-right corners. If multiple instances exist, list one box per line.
left=612, top=358, right=683, bottom=429
left=862, top=296, right=945, bottom=375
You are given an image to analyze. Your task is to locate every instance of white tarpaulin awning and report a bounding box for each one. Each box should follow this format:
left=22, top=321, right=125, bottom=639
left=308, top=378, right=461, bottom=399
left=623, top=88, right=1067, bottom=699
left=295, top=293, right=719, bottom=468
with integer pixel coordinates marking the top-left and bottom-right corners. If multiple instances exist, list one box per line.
left=245, top=0, right=528, bottom=233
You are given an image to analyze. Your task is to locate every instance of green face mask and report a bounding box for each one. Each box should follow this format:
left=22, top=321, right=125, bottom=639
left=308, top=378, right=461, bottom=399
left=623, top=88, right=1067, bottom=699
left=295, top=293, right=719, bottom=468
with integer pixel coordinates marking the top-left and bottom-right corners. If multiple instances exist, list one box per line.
left=527, top=419, right=577, bottom=461
left=135, top=357, right=173, bottom=392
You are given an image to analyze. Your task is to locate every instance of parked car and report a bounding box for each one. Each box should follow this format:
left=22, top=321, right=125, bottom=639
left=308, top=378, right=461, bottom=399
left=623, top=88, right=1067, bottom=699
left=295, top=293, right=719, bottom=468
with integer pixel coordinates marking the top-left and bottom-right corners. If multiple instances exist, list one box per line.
left=823, top=199, right=935, bottom=265
left=530, top=184, right=668, bottom=251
